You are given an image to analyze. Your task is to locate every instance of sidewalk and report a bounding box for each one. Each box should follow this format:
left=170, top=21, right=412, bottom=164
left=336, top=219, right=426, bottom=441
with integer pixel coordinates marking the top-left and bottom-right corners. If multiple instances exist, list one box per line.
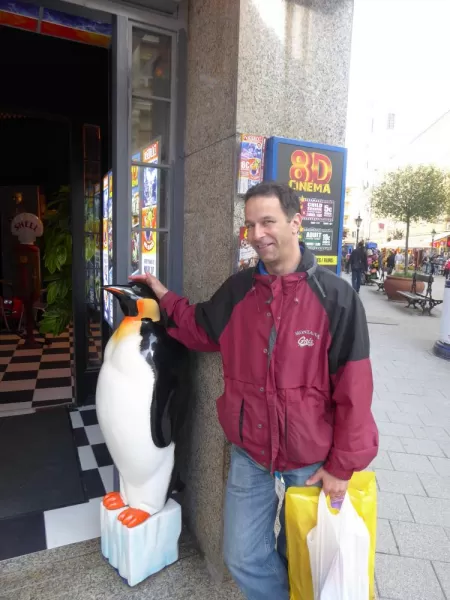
left=355, top=274, right=450, bottom=600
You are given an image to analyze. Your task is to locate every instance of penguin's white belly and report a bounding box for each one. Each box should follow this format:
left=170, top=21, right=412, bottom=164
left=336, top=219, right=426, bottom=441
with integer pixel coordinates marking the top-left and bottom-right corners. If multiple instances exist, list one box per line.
left=96, top=334, right=174, bottom=512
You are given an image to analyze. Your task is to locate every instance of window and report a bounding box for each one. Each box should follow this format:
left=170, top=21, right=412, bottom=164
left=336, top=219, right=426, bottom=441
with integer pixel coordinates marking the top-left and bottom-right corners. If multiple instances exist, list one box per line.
left=387, top=113, right=395, bottom=130
left=130, top=28, right=173, bottom=285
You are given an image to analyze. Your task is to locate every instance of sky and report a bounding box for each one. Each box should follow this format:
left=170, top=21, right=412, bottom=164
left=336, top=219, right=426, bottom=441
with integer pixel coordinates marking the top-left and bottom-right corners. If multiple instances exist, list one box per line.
left=345, top=0, right=450, bottom=185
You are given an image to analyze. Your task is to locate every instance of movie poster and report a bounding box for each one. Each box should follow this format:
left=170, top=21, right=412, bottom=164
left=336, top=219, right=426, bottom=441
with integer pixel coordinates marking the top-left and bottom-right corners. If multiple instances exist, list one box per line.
left=237, top=134, right=266, bottom=195
left=141, top=138, right=160, bottom=276
left=237, top=226, right=259, bottom=271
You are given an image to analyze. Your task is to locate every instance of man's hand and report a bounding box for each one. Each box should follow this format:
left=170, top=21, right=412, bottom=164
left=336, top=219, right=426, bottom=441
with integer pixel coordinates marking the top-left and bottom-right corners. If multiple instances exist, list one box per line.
left=306, top=467, right=348, bottom=501
left=128, top=273, right=169, bottom=301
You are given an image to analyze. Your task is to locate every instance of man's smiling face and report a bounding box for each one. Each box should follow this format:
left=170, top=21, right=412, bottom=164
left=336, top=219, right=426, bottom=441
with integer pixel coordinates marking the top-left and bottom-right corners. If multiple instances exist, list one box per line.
left=244, top=194, right=301, bottom=267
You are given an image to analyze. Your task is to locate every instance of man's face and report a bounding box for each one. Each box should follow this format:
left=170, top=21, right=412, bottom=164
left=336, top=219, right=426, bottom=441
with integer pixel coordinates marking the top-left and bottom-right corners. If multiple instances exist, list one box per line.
left=244, top=194, right=301, bottom=265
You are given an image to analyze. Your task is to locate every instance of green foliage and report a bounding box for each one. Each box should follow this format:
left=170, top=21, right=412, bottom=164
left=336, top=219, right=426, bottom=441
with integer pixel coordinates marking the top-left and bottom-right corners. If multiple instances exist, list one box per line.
left=372, top=166, right=450, bottom=273
left=372, top=165, right=448, bottom=223
left=391, top=270, right=413, bottom=279
left=40, top=186, right=72, bottom=336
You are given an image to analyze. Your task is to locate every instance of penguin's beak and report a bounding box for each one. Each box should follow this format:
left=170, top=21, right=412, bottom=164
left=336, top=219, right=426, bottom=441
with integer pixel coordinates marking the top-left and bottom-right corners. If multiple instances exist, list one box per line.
left=104, top=285, right=160, bottom=322
left=104, top=285, right=140, bottom=317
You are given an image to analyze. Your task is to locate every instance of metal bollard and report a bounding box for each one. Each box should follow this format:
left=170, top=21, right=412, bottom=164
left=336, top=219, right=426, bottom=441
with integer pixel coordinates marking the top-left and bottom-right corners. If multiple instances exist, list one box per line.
left=433, top=278, right=450, bottom=360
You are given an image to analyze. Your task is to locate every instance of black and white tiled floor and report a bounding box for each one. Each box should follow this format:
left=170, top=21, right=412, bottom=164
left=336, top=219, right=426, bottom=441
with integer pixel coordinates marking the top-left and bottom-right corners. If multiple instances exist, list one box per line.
left=0, top=323, right=102, bottom=417
left=0, top=403, right=114, bottom=561
left=0, top=328, right=74, bottom=416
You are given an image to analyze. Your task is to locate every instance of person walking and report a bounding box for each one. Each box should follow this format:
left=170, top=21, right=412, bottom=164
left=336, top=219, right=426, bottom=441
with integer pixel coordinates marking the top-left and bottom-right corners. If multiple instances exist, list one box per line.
left=386, top=251, right=395, bottom=275
left=130, top=182, right=378, bottom=600
left=350, top=241, right=368, bottom=293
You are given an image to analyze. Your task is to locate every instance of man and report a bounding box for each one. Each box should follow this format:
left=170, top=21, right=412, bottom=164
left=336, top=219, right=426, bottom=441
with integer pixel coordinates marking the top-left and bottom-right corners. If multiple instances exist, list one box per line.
left=387, top=251, right=395, bottom=275
left=350, top=241, right=368, bottom=293
left=130, top=182, right=378, bottom=600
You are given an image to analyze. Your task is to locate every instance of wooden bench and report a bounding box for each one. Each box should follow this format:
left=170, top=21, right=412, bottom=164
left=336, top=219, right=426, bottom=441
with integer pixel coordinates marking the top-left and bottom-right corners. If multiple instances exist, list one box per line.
left=397, top=272, right=443, bottom=315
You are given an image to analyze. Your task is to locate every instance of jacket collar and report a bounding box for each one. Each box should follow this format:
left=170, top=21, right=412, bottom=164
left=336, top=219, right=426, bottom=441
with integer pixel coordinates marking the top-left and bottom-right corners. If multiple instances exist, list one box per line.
left=256, top=243, right=317, bottom=279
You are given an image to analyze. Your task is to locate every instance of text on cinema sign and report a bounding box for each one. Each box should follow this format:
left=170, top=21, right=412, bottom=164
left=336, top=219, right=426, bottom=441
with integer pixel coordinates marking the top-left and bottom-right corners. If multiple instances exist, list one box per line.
left=288, top=150, right=332, bottom=194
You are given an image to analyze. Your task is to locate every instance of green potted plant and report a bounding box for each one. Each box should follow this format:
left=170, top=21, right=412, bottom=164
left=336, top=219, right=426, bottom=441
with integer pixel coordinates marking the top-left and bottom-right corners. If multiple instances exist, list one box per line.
left=39, top=186, right=72, bottom=336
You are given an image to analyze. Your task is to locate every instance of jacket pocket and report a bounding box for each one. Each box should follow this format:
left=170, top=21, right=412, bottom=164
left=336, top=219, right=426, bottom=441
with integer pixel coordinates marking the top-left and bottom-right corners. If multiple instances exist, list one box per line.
left=216, top=381, right=245, bottom=446
left=239, top=399, right=244, bottom=442
left=285, top=387, right=333, bottom=464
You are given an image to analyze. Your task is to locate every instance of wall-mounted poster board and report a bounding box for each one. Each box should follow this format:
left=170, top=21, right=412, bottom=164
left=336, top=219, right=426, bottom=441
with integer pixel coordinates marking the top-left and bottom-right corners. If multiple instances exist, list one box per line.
left=264, top=137, right=347, bottom=274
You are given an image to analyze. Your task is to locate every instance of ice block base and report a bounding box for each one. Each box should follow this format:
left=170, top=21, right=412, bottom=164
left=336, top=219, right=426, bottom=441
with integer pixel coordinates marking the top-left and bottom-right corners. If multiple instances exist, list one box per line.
left=100, top=498, right=182, bottom=587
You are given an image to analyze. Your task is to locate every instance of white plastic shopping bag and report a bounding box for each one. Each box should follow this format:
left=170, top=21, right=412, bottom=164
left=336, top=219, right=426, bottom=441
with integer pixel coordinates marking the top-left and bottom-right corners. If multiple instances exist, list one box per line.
left=306, top=491, right=370, bottom=600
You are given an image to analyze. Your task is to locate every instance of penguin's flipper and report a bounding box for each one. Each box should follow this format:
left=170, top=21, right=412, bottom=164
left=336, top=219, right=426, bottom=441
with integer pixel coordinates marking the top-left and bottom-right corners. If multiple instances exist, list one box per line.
left=150, top=382, right=174, bottom=448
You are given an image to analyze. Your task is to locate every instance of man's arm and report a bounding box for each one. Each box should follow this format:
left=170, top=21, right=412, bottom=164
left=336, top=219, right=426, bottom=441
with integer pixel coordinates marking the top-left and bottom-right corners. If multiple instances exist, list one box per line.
left=129, top=273, right=233, bottom=353
left=324, top=291, right=379, bottom=480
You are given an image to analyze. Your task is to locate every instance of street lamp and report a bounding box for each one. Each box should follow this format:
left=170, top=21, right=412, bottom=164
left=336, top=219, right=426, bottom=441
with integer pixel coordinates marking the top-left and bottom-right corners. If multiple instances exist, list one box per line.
left=355, top=214, right=362, bottom=244
left=431, top=228, right=436, bottom=249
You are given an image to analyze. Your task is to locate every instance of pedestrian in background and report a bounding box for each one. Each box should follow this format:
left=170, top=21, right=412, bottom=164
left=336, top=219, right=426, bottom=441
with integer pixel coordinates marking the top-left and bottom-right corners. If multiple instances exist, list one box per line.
left=350, top=241, right=368, bottom=293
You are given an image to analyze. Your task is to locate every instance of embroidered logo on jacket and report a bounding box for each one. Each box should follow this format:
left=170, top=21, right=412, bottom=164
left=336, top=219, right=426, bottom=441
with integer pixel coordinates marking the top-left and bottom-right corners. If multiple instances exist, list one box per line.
left=295, top=330, right=320, bottom=348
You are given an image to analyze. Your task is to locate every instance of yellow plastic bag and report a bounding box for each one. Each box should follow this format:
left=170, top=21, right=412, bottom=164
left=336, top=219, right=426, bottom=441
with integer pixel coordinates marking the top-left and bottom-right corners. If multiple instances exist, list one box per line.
left=286, top=471, right=377, bottom=600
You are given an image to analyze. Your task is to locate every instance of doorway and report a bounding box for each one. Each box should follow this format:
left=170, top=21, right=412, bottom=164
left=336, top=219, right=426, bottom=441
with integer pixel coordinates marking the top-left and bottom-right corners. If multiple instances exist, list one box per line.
left=0, top=23, right=109, bottom=416
left=0, top=12, right=113, bottom=561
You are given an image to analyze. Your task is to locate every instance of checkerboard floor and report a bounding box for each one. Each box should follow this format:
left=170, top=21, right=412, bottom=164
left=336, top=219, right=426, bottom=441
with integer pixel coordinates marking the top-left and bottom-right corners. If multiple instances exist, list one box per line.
left=0, top=403, right=114, bottom=561
left=0, top=328, right=74, bottom=417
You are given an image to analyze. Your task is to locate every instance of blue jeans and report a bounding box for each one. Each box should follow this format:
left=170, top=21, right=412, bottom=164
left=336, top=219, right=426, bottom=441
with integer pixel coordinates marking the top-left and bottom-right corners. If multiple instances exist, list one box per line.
left=351, top=268, right=362, bottom=292
left=223, top=446, right=322, bottom=600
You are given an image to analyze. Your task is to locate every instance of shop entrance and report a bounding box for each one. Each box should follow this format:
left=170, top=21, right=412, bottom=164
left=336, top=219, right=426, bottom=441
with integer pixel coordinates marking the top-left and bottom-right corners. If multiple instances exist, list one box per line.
left=0, top=21, right=110, bottom=414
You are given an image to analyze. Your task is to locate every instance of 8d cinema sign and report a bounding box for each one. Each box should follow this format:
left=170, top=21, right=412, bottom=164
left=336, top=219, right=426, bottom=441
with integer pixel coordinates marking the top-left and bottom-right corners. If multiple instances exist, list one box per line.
left=274, top=140, right=346, bottom=272
left=288, top=150, right=333, bottom=194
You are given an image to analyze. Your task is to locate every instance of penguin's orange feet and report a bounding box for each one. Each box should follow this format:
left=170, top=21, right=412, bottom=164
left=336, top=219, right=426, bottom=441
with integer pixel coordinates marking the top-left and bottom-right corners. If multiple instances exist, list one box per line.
left=103, top=492, right=126, bottom=510
left=118, top=507, right=151, bottom=528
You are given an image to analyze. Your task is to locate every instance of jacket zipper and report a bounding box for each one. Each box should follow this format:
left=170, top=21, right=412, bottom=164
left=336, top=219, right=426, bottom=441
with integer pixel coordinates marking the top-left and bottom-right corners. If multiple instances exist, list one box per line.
left=239, top=399, right=244, bottom=442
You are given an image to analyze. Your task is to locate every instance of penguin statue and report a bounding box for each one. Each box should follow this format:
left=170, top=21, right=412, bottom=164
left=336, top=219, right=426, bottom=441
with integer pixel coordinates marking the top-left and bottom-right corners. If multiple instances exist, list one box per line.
left=95, top=282, right=190, bottom=586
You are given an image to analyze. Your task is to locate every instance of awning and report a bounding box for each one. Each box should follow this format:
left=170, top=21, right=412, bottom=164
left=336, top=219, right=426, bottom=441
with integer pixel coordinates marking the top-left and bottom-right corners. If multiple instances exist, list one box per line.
left=381, top=232, right=450, bottom=250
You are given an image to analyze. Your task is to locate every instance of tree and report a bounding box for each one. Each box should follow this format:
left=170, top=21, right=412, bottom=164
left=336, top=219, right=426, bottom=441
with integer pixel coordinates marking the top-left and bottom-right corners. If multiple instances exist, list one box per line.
left=372, top=165, right=449, bottom=273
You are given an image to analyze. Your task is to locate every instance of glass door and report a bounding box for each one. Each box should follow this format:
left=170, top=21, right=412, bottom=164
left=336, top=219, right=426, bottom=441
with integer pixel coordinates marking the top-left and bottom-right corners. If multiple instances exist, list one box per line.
left=129, top=27, right=174, bottom=285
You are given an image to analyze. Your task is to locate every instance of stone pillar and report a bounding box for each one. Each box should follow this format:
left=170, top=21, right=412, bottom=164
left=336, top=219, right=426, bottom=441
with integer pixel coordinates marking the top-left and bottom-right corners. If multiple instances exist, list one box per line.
left=178, top=0, right=354, bottom=582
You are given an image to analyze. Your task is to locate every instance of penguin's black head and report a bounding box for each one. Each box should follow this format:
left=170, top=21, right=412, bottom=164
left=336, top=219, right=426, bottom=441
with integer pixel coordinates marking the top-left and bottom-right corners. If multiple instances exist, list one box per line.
left=103, top=284, right=160, bottom=322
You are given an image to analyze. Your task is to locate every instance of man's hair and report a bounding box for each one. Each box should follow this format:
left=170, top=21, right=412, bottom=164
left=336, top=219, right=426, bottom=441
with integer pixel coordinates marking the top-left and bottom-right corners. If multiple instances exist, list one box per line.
left=244, top=181, right=300, bottom=220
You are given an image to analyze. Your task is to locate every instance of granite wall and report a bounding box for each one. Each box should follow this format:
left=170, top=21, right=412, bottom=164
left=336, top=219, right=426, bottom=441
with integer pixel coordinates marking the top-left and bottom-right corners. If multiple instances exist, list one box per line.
left=179, top=0, right=354, bottom=582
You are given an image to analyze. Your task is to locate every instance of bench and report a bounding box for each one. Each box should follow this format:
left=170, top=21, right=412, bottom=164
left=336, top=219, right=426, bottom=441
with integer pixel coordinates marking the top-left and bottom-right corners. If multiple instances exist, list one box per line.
left=397, top=272, right=443, bottom=315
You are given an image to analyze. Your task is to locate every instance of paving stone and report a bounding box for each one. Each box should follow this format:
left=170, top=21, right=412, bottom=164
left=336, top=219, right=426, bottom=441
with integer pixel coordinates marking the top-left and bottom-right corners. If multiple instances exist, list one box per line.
left=371, top=450, right=394, bottom=470
left=372, top=399, right=402, bottom=413
left=439, top=441, right=450, bottom=458
left=373, top=409, right=391, bottom=422
left=433, top=561, right=450, bottom=598
left=419, top=413, right=450, bottom=429
left=410, top=426, right=450, bottom=442
left=419, top=474, right=450, bottom=499
left=400, top=438, right=444, bottom=457
left=377, top=519, right=398, bottom=555
left=376, top=554, right=444, bottom=600
left=388, top=452, right=436, bottom=474
left=429, top=457, right=450, bottom=477
left=395, top=401, right=431, bottom=416
left=379, top=435, right=404, bottom=452
left=377, top=492, right=414, bottom=522
left=376, top=469, right=426, bottom=496
left=378, top=422, right=415, bottom=438
left=406, top=496, right=450, bottom=527
left=388, top=412, right=424, bottom=426
left=390, top=521, right=450, bottom=561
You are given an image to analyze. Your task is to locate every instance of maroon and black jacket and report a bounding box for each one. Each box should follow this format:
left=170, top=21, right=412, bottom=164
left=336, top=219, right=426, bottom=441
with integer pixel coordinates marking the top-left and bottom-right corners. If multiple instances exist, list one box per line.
left=160, top=245, right=378, bottom=479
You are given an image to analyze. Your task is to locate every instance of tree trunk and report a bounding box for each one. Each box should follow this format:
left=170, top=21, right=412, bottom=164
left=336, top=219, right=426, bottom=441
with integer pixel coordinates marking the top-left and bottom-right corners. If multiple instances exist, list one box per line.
left=404, top=218, right=410, bottom=275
